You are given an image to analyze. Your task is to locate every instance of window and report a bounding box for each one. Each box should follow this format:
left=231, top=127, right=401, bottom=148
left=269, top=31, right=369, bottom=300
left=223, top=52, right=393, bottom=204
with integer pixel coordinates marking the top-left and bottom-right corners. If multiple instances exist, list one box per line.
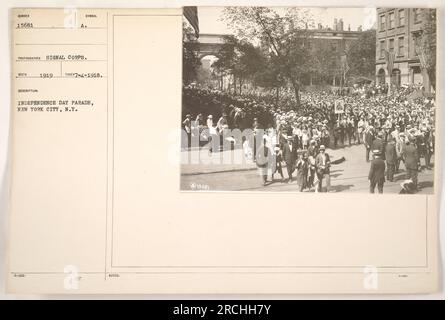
left=398, top=37, right=405, bottom=56
left=413, top=33, right=420, bottom=56
left=391, top=69, right=401, bottom=87
left=389, top=38, right=395, bottom=53
left=389, top=12, right=395, bottom=29
left=399, top=9, right=405, bottom=26
left=380, top=40, right=386, bottom=58
left=380, top=14, right=386, bottom=31
left=377, top=69, right=386, bottom=85
left=413, top=8, right=422, bottom=23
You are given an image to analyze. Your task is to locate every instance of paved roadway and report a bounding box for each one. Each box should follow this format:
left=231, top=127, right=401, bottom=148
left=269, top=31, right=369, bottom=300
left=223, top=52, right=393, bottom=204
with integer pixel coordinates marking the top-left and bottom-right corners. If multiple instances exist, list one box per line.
left=180, top=143, right=434, bottom=194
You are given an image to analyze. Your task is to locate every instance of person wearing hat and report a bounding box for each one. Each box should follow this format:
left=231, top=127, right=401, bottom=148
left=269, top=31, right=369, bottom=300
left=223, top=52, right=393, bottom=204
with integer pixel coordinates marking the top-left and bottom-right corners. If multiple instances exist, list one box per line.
left=425, top=126, right=434, bottom=170
left=333, top=119, right=342, bottom=149
left=195, top=113, right=203, bottom=127
left=256, top=137, right=272, bottom=186
left=396, top=132, right=406, bottom=172
left=357, top=117, right=365, bottom=144
left=281, top=135, right=297, bottom=183
left=206, top=114, right=218, bottom=153
left=216, top=112, right=229, bottom=148
left=315, top=145, right=331, bottom=193
left=364, top=126, right=374, bottom=162
left=271, top=144, right=285, bottom=183
left=251, top=117, right=261, bottom=162
left=403, top=137, right=420, bottom=191
left=372, top=131, right=385, bottom=159
left=385, top=137, right=397, bottom=182
left=368, top=149, right=386, bottom=194
left=182, top=114, right=192, bottom=149
left=217, top=112, right=228, bottom=132
left=296, top=151, right=309, bottom=192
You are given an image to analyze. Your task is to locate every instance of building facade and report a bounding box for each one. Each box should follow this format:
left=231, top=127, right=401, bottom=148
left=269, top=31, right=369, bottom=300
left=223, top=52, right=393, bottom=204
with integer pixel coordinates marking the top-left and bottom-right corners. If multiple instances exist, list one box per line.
left=375, top=8, right=430, bottom=89
left=302, top=19, right=362, bottom=86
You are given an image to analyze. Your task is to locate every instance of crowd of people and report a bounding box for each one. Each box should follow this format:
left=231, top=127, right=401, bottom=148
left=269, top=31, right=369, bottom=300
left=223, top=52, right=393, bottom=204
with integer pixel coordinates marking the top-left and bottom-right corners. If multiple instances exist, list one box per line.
left=182, top=83, right=435, bottom=193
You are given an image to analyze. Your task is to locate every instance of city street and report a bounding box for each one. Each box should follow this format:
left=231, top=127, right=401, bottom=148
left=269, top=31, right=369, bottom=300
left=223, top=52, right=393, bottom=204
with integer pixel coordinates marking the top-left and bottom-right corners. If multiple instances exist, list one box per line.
left=181, top=144, right=434, bottom=193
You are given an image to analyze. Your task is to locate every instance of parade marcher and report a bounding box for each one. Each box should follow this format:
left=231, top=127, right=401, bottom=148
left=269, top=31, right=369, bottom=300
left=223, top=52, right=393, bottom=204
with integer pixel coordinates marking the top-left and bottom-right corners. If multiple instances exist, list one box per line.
left=182, top=83, right=434, bottom=193
left=333, top=120, right=341, bottom=148
left=183, top=114, right=192, bottom=148
left=217, top=113, right=229, bottom=151
left=339, top=116, right=346, bottom=145
left=357, top=117, right=365, bottom=144
left=281, top=135, right=297, bottom=183
left=346, top=116, right=355, bottom=146
left=252, top=117, right=260, bottom=162
left=364, top=126, right=374, bottom=162
left=217, top=112, right=228, bottom=132
left=206, top=114, right=214, bottom=131
left=256, top=138, right=272, bottom=186
left=321, top=125, right=330, bottom=148
left=195, top=113, right=203, bottom=127
left=396, top=132, right=406, bottom=172
left=272, top=144, right=285, bottom=182
left=368, top=149, right=386, bottom=194
left=385, top=138, right=397, bottom=182
left=207, top=115, right=216, bottom=154
left=242, top=137, right=253, bottom=160
left=425, top=128, right=434, bottom=170
left=296, top=151, right=309, bottom=191
left=372, top=131, right=385, bottom=159
left=307, top=140, right=318, bottom=157
left=315, top=145, right=331, bottom=192
left=307, top=151, right=317, bottom=190
left=403, top=137, right=420, bottom=191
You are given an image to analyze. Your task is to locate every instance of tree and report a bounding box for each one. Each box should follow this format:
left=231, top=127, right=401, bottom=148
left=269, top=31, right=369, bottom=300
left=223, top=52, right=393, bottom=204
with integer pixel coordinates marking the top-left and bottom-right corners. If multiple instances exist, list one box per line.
left=346, top=29, right=376, bottom=81
left=418, top=9, right=436, bottom=91
left=309, top=40, right=342, bottom=85
left=222, top=7, right=314, bottom=107
left=182, top=21, right=201, bottom=85
left=212, top=35, right=265, bottom=94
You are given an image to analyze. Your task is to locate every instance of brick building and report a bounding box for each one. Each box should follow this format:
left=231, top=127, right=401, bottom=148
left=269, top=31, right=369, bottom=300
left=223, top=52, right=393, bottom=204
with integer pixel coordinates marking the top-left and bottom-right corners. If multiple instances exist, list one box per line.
left=375, top=8, right=431, bottom=90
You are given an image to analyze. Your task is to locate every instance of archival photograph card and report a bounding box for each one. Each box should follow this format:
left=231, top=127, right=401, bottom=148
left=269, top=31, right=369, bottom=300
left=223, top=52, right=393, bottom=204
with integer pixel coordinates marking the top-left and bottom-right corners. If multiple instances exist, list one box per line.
left=7, top=7, right=438, bottom=294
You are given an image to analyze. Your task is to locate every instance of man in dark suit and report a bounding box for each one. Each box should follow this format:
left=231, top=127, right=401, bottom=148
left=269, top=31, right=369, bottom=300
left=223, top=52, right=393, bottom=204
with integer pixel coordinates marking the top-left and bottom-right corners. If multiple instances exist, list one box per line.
left=385, top=138, right=397, bottom=182
left=315, top=145, right=331, bottom=192
left=403, top=137, right=419, bottom=190
left=372, top=131, right=385, bottom=160
left=281, top=135, right=296, bottom=183
left=368, top=150, right=386, bottom=194
left=364, top=127, right=374, bottom=162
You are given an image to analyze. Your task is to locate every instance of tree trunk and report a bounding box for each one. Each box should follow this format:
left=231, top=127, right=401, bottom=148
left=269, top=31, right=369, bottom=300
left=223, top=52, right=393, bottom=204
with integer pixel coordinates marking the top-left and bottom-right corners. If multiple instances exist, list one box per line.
left=276, top=86, right=279, bottom=104
left=233, top=75, right=236, bottom=94
left=290, top=78, right=300, bottom=108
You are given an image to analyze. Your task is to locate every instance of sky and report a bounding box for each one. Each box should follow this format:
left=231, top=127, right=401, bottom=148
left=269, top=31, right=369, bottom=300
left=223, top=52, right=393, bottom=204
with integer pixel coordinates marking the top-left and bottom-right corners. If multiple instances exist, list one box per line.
left=197, top=7, right=377, bottom=35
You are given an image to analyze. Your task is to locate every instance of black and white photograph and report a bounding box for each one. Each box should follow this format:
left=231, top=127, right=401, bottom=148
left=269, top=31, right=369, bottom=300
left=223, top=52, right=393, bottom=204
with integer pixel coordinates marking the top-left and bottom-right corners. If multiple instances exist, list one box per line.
left=181, top=7, right=437, bottom=194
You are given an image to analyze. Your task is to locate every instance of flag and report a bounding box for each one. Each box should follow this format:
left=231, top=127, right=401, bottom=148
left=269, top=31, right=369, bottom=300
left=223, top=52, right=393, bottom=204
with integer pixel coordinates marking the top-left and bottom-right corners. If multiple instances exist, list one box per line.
left=340, top=54, right=350, bottom=74
left=184, top=6, right=199, bottom=38
left=385, top=50, right=395, bottom=75
left=416, top=45, right=429, bottom=70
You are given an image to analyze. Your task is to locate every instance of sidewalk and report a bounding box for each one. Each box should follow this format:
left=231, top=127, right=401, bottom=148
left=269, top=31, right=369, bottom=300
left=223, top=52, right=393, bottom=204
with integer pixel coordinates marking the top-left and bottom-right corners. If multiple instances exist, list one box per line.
left=181, top=148, right=257, bottom=175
